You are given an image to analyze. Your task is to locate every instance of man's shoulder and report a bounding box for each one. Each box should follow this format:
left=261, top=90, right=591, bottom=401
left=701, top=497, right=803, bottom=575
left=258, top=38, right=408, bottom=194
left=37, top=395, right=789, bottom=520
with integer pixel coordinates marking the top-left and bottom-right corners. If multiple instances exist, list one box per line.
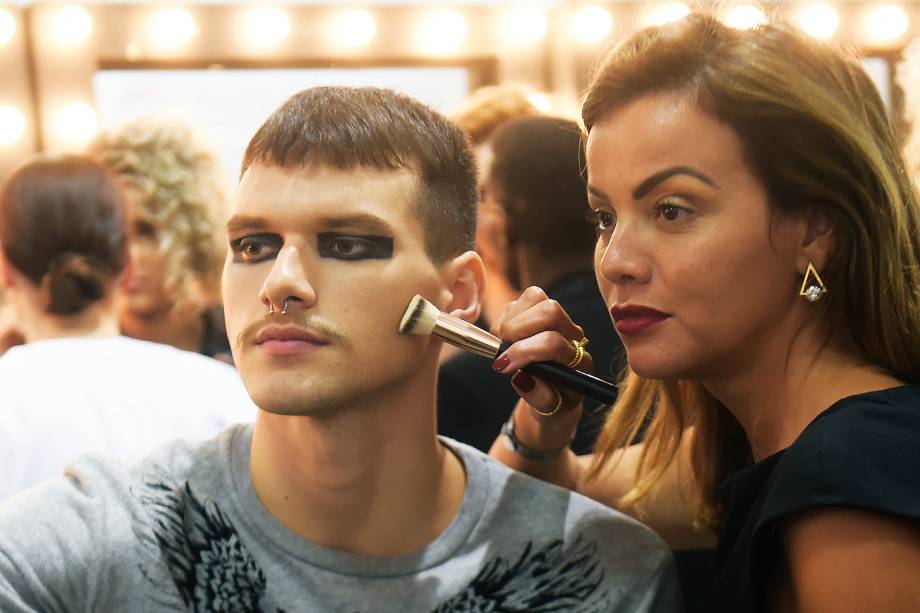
left=0, top=428, right=245, bottom=612
left=5, top=424, right=240, bottom=508
left=449, top=438, right=670, bottom=554
left=443, top=439, right=680, bottom=610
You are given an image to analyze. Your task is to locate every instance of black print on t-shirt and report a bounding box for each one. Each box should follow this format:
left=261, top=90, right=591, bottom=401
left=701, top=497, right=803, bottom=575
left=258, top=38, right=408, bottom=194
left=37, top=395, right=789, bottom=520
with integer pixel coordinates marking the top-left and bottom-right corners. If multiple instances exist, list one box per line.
left=141, top=480, right=287, bottom=613
left=431, top=537, right=610, bottom=613
left=142, top=480, right=610, bottom=612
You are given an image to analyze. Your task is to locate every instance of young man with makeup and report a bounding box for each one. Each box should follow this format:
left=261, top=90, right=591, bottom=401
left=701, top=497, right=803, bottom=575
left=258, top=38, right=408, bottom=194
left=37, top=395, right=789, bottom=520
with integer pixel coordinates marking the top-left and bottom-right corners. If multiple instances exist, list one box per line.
left=0, top=87, right=679, bottom=612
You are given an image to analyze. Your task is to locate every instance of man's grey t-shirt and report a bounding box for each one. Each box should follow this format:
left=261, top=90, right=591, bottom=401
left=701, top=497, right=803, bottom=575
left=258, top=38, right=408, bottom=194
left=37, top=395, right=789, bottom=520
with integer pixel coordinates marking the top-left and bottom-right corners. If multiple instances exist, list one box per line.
left=0, top=425, right=681, bottom=612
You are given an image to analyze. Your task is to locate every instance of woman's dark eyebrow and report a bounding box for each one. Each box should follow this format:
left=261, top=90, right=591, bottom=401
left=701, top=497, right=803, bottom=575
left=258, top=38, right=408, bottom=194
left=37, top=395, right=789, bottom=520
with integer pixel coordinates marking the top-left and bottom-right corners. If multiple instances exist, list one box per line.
left=632, top=166, right=717, bottom=200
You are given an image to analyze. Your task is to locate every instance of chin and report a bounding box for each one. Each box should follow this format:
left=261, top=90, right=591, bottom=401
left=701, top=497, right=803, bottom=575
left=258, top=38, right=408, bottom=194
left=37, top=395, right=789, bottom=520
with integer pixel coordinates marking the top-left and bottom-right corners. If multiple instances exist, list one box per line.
left=624, top=352, right=692, bottom=381
left=245, top=376, right=358, bottom=417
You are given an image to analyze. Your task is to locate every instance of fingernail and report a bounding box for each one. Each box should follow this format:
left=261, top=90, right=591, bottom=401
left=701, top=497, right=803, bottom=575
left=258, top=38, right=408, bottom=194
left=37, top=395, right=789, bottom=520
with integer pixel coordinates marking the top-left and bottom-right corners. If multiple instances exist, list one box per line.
left=511, top=372, right=536, bottom=393
left=492, top=354, right=510, bottom=372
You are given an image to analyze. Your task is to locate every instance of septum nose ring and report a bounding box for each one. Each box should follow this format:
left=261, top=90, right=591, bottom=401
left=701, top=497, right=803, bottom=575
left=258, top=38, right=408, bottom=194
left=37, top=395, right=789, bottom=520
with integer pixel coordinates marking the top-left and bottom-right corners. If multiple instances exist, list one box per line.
left=268, top=300, right=289, bottom=316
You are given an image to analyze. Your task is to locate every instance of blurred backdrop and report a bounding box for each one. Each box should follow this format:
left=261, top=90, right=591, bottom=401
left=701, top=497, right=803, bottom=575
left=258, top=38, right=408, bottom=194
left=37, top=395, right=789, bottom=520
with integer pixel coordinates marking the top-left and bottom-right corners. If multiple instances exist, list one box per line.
left=1, top=0, right=917, bottom=191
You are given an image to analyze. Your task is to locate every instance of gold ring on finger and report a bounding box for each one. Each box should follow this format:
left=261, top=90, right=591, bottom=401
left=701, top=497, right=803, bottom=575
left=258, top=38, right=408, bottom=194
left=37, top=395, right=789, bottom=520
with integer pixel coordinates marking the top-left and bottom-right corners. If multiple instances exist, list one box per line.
left=565, top=337, right=589, bottom=369
left=533, top=386, right=564, bottom=417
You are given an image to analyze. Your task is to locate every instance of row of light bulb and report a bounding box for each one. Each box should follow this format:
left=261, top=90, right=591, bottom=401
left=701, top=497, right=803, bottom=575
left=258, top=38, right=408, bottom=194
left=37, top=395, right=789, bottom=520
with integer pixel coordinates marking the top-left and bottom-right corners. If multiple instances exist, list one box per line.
left=0, top=103, right=97, bottom=147
left=0, top=2, right=915, bottom=148
left=0, top=3, right=914, bottom=52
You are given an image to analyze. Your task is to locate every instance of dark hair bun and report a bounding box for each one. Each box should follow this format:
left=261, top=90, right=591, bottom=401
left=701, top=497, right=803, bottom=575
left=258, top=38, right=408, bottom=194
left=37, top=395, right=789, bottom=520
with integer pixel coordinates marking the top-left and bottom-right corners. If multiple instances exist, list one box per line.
left=43, top=253, right=110, bottom=315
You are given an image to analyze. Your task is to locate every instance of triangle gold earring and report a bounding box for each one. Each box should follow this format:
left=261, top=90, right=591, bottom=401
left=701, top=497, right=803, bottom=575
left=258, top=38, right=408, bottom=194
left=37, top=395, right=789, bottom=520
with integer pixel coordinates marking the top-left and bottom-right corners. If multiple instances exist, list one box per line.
left=799, top=262, right=827, bottom=302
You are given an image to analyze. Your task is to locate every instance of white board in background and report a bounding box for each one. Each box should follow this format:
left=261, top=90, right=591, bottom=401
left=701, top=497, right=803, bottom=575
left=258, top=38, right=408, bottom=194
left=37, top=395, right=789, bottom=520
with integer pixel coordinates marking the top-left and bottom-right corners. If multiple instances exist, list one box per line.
left=93, top=66, right=471, bottom=191
left=861, top=57, right=891, bottom=110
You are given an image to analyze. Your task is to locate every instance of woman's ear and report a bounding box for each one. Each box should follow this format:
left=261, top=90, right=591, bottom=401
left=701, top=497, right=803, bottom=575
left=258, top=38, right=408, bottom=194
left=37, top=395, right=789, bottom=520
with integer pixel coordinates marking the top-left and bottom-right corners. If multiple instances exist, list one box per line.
left=438, top=251, right=485, bottom=324
left=796, top=208, right=835, bottom=273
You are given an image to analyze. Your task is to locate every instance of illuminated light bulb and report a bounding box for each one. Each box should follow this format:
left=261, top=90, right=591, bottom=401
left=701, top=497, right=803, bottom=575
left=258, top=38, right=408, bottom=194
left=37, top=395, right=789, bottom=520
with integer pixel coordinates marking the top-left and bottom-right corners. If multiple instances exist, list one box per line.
left=0, top=106, right=25, bottom=145
left=502, top=6, right=548, bottom=45
left=150, top=7, right=196, bottom=48
left=415, top=10, right=467, bottom=54
left=725, top=4, right=767, bottom=30
left=244, top=6, right=289, bottom=47
left=645, top=3, right=690, bottom=26
left=52, top=5, right=92, bottom=45
left=573, top=6, right=613, bottom=43
left=796, top=4, right=839, bottom=39
left=0, top=8, right=16, bottom=45
left=330, top=9, right=376, bottom=47
left=55, top=102, right=97, bottom=145
left=527, top=92, right=552, bottom=113
left=865, top=4, right=909, bottom=43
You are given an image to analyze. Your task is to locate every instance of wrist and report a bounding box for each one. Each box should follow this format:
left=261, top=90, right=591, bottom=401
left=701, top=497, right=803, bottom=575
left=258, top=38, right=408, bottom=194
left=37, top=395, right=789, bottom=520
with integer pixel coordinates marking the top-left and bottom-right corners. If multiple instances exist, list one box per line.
left=501, top=407, right=578, bottom=461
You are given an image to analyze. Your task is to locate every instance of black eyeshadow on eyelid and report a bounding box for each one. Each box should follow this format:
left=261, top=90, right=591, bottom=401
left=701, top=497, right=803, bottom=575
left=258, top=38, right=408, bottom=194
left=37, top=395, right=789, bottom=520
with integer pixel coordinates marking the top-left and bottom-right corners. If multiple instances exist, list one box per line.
left=316, top=233, right=394, bottom=259
left=230, top=233, right=282, bottom=248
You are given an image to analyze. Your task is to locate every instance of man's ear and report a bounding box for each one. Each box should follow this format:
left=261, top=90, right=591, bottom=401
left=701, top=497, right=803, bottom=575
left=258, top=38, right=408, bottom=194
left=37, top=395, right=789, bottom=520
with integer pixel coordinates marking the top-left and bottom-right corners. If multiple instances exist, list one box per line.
left=796, top=208, right=835, bottom=273
left=438, top=251, right=485, bottom=324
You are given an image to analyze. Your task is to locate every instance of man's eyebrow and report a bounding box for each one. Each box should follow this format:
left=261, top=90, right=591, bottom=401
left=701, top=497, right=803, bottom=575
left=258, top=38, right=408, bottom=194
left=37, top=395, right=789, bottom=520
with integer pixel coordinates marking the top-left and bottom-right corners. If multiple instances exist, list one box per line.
left=632, top=166, right=717, bottom=200
left=225, top=213, right=395, bottom=235
left=317, top=214, right=394, bottom=234
left=226, top=215, right=271, bottom=236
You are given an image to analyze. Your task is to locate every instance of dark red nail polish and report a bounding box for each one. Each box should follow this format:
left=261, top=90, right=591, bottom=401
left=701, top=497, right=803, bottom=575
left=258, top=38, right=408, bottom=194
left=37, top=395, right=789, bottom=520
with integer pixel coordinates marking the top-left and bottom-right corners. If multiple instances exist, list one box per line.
left=492, top=354, right=510, bottom=371
left=512, top=372, right=536, bottom=393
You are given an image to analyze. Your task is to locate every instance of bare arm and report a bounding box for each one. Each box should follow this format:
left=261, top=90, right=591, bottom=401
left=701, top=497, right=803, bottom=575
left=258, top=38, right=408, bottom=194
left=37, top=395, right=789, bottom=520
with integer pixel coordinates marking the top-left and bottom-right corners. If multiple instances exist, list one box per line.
left=780, top=508, right=920, bottom=612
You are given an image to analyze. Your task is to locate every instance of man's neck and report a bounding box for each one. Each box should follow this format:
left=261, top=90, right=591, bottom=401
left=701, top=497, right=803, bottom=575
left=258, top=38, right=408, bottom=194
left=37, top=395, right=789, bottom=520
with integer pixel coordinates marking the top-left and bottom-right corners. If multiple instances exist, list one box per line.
left=249, top=372, right=466, bottom=557
left=121, top=308, right=205, bottom=353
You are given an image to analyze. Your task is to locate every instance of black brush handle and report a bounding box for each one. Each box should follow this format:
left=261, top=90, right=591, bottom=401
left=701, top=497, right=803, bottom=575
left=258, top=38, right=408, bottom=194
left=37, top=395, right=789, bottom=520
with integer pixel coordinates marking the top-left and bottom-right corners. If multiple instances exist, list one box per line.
left=498, top=341, right=618, bottom=405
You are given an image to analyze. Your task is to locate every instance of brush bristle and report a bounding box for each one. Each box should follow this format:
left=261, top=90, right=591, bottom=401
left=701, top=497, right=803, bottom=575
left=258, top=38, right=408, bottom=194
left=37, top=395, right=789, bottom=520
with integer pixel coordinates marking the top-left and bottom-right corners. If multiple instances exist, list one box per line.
left=398, top=294, right=440, bottom=335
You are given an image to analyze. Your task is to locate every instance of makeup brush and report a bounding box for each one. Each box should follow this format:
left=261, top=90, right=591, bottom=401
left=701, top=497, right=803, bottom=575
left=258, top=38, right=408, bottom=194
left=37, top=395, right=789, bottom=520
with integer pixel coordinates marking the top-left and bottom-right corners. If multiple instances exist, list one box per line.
left=399, top=295, right=618, bottom=405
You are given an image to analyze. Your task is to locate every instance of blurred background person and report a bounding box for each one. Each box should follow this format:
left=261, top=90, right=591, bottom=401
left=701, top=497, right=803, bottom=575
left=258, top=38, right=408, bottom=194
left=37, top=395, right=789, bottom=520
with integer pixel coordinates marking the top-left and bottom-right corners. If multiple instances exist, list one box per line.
left=451, top=84, right=542, bottom=331
left=438, top=116, right=622, bottom=455
left=88, top=119, right=232, bottom=362
left=0, top=153, right=254, bottom=501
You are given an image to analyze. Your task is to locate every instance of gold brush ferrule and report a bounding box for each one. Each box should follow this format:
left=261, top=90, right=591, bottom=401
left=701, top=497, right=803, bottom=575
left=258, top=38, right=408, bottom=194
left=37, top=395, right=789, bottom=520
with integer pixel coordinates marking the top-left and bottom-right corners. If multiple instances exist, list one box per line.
left=430, top=314, right=501, bottom=358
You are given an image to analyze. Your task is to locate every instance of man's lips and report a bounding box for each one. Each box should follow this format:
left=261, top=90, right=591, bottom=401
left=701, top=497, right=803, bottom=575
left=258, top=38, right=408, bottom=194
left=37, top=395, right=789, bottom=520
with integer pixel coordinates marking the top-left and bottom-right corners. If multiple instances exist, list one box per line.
left=610, top=305, right=671, bottom=335
left=255, top=325, right=330, bottom=355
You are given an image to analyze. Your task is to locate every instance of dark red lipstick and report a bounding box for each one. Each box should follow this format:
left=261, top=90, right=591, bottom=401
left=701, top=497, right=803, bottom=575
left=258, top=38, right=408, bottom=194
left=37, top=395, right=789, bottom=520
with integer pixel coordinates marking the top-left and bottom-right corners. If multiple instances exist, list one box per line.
left=610, top=305, right=671, bottom=335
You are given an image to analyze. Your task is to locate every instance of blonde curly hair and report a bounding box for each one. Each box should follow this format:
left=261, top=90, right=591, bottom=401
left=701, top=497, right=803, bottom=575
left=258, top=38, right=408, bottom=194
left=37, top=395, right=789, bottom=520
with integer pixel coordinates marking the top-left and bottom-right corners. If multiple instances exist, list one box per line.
left=451, top=84, right=542, bottom=147
left=88, top=118, right=227, bottom=308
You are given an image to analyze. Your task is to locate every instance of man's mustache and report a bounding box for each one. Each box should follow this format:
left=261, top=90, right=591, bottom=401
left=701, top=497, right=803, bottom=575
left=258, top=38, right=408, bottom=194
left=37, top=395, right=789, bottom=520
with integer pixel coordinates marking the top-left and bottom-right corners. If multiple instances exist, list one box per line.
left=235, top=311, right=349, bottom=349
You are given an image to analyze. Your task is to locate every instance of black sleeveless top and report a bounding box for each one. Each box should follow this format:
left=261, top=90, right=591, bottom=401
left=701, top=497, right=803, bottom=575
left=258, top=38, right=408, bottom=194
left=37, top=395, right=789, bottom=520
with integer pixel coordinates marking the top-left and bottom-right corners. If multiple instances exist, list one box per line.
left=714, top=385, right=920, bottom=613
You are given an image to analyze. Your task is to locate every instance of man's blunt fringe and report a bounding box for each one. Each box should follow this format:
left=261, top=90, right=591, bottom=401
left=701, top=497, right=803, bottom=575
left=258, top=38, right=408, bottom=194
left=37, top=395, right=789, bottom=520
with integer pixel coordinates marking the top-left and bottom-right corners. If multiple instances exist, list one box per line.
left=241, top=87, right=478, bottom=263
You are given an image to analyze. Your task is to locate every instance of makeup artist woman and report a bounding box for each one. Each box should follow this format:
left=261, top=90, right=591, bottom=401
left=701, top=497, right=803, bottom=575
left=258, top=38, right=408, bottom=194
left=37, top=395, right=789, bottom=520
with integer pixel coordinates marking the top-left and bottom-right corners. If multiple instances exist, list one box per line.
left=489, top=14, right=920, bottom=613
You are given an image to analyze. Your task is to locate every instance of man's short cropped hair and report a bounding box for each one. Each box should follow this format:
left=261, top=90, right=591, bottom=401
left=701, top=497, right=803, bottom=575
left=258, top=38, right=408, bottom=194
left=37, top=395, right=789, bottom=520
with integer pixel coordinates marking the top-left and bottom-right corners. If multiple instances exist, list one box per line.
left=242, top=86, right=477, bottom=263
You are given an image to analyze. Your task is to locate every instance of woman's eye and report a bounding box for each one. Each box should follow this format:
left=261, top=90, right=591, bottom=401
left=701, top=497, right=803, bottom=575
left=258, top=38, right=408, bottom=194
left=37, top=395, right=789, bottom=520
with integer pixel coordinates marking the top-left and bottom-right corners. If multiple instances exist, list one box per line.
left=587, top=209, right=615, bottom=234
left=655, top=202, right=692, bottom=222
left=134, top=220, right=157, bottom=239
